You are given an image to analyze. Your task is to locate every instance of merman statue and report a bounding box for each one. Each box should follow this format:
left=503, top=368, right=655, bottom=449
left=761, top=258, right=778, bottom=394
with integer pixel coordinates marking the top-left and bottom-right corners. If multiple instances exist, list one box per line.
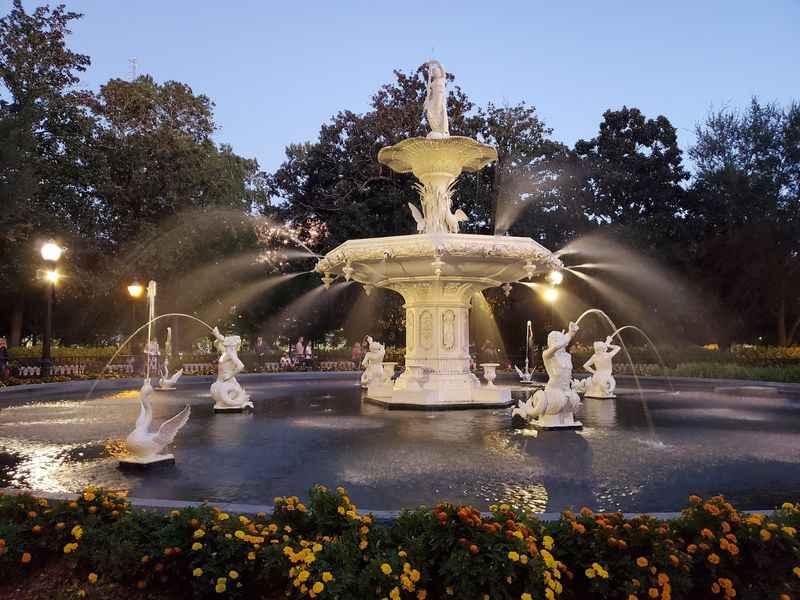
left=360, top=336, right=386, bottom=388
left=576, top=336, right=621, bottom=399
left=210, top=327, right=253, bottom=412
left=512, top=321, right=582, bottom=429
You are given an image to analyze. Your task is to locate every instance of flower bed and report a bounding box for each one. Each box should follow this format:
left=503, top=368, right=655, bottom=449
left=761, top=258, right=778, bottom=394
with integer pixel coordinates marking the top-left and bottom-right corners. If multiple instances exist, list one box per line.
left=0, top=489, right=798, bottom=599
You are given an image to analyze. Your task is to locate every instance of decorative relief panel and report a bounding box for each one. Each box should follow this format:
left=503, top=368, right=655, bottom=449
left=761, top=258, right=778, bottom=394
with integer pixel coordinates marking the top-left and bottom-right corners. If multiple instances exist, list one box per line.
left=420, top=311, right=433, bottom=350
left=407, top=309, right=415, bottom=351
left=442, top=310, right=455, bottom=351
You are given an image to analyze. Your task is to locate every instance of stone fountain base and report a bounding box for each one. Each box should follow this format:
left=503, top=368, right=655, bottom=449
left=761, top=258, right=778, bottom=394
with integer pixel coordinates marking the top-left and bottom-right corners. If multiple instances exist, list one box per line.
left=118, top=454, right=176, bottom=470
left=365, top=372, right=512, bottom=410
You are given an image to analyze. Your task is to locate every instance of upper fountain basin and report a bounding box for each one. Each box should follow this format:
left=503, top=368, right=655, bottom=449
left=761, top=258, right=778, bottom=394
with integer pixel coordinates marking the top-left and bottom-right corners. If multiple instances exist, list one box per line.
left=378, top=136, right=498, bottom=182
left=315, top=232, right=562, bottom=288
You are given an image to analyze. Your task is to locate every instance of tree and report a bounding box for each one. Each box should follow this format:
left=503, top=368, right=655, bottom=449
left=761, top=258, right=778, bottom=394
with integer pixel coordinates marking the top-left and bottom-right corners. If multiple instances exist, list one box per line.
left=689, top=99, right=800, bottom=345
left=573, top=107, right=689, bottom=250
left=0, top=1, right=93, bottom=345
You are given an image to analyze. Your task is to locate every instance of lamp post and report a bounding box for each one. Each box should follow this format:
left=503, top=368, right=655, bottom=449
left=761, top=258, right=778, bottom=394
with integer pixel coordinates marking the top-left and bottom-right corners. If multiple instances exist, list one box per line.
left=40, top=241, right=63, bottom=378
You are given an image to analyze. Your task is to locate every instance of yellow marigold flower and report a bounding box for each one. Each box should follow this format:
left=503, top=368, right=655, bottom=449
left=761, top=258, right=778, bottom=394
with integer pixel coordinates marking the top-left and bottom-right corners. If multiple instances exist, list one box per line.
left=520, top=554, right=528, bottom=564
left=708, top=553, right=720, bottom=565
left=193, top=529, right=205, bottom=539
left=21, top=552, right=32, bottom=564
left=793, top=565, right=800, bottom=578
left=508, top=551, right=520, bottom=562
left=359, top=540, right=368, bottom=550
left=543, top=535, right=554, bottom=550
left=63, top=542, right=78, bottom=554
left=191, top=542, right=203, bottom=551
left=229, top=570, right=239, bottom=580
left=381, top=563, right=393, bottom=575
left=390, top=587, right=401, bottom=600
left=193, top=568, right=203, bottom=577
left=781, top=502, right=793, bottom=510
left=410, top=569, right=420, bottom=582
left=760, top=529, right=771, bottom=541
left=636, top=557, right=649, bottom=568
left=545, top=589, right=555, bottom=600
left=312, top=581, right=324, bottom=594
left=84, top=491, right=96, bottom=502
left=87, top=573, right=97, bottom=584
left=71, top=525, right=83, bottom=540
left=322, top=571, right=334, bottom=582
left=585, top=567, right=596, bottom=579
left=248, top=551, right=256, bottom=560
left=313, top=543, right=322, bottom=552
left=522, top=594, right=533, bottom=600
left=215, top=582, right=226, bottom=593
left=782, top=527, right=797, bottom=536
left=217, top=512, right=229, bottom=521
left=398, top=550, right=407, bottom=557
left=337, top=506, right=346, bottom=515
left=298, top=570, right=310, bottom=582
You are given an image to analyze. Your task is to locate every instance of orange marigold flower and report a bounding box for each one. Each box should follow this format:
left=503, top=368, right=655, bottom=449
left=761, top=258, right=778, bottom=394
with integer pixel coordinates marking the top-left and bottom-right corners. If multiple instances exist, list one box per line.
left=711, top=582, right=721, bottom=594
left=636, top=557, right=649, bottom=568
left=669, top=554, right=680, bottom=566
left=701, top=528, right=715, bottom=539
left=688, top=495, right=702, bottom=504
left=648, top=588, right=659, bottom=598
left=708, top=553, right=721, bottom=565
left=760, top=529, right=771, bottom=541
left=687, top=544, right=697, bottom=554
left=21, top=552, right=31, bottom=564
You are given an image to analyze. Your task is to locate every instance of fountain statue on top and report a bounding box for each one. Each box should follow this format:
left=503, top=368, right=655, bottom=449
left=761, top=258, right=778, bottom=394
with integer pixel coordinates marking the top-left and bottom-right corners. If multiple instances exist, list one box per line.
left=361, top=336, right=386, bottom=388
left=573, top=336, right=621, bottom=399
left=210, top=327, right=253, bottom=412
left=156, top=327, right=183, bottom=390
left=512, top=322, right=582, bottom=429
left=315, top=57, right=563, bottom=408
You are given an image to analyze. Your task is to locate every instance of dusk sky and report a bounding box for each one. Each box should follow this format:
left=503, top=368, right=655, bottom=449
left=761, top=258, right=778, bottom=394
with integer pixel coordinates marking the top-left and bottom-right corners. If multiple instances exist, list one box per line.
left=20, top=0, right=800, bottom=174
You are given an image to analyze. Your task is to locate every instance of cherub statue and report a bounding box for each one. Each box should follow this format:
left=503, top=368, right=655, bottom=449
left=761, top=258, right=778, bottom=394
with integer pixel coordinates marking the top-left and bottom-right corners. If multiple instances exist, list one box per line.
left=423, top=60, right=449, bottom=138
left=578, top=336, right=621, bottom=398
left=512, top=322, right=582, bottom=429
left=360, top=335, right=386, bottom=388
left=210, top=327, right=253, bottom=410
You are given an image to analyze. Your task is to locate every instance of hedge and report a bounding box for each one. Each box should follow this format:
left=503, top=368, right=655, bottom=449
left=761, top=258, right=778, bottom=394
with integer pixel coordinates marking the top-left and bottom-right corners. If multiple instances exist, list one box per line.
left=0, top=488, right=798, bottom=599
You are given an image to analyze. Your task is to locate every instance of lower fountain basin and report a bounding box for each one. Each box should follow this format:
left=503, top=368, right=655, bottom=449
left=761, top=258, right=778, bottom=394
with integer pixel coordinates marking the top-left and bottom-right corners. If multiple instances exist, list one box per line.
left=2, top=374, right=800, bottom=514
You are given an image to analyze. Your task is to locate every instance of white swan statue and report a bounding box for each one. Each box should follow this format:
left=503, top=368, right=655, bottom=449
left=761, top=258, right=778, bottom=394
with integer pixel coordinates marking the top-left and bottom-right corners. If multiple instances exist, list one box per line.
left=122, top=381, right=191, bottom=464
left=157, top=361, right=183, bottom=390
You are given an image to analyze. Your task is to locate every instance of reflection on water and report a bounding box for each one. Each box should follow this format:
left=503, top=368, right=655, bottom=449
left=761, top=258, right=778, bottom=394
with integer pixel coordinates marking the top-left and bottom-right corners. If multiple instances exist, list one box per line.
left=1, top=377, right=800, bottom=512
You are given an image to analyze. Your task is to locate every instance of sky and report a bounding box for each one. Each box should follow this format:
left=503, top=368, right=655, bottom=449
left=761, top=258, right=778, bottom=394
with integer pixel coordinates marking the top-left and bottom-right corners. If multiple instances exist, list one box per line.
left=13, top=0, right=800, bottom=174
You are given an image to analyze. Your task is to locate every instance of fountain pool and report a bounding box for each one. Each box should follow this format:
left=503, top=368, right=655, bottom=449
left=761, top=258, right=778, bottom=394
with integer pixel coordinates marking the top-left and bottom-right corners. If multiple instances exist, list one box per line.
left=2, top=374, right=799, bottom=513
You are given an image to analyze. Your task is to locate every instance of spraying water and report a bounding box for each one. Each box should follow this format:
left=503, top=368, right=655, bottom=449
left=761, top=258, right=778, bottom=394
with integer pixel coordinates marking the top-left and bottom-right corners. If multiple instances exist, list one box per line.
left=86, top=313, right=216, bottom=401
left=574, top=309, right=656, bottom=438
left=607, top=325, right=676, bottom=394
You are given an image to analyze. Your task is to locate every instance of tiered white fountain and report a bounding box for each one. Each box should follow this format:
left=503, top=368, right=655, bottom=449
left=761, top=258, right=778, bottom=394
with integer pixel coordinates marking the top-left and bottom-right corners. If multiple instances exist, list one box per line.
left=315, top=60, right=562, bottom=408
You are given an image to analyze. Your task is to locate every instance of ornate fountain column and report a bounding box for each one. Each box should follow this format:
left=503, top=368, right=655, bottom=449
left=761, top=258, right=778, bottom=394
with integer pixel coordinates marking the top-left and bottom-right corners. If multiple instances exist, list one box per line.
left=387, top=280, right=479, bottom=403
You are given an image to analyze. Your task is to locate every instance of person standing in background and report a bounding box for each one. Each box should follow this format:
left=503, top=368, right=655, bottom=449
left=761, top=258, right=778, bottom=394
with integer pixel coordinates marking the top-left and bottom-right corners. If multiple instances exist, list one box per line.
left=0, top=337, right=8, bottom=378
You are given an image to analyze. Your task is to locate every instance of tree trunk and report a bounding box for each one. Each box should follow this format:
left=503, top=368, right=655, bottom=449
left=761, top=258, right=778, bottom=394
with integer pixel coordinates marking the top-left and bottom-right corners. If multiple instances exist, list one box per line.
left=778, top=294, right=787, bottom=347
left=9, top=300, right=23, bottom=347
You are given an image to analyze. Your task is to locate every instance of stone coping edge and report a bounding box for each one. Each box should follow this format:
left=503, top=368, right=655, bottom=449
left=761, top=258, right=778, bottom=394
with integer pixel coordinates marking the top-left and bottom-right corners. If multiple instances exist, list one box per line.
left=4, top=371, right=800, bottom=397
left=0, top=486, right=776, bottom=524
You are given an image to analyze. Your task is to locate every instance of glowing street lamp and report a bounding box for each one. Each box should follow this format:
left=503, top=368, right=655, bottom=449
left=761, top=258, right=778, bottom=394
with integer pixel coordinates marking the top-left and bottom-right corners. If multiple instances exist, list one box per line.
left=41, top=241, right=63, bottom=262
left=127, top=282, right=144, bottom=299
left=40, top=242, right=63, bottom=378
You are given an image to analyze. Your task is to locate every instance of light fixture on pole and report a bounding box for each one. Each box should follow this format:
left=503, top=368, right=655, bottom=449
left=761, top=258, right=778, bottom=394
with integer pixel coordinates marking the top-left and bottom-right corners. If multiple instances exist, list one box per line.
left=40, top=241, right=63, bottom=378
